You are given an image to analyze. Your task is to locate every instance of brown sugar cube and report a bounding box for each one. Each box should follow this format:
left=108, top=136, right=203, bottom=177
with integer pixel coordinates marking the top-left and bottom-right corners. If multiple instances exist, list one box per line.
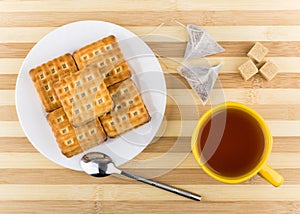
left=259, top=61, right=278, bottom=81
left=238, top=59, right=258, bottom=81
left=247, top=42, right=269, bottom=62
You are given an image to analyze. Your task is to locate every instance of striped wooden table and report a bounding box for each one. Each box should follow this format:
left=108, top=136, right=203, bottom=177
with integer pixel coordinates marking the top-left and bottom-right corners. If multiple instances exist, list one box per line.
left=1, top=1, right=300, bottom=213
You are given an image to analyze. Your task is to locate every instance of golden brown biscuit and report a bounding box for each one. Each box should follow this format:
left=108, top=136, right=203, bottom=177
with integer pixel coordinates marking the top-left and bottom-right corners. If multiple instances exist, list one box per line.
left=47, top=108, right=106, bottom=158
left=53, top=60, right=113, bottom=127
left=73, top=35, right=131, bottom=86
left=100, top=79, right=150, bottom=138
left=29, top=54, right=78, bottom=112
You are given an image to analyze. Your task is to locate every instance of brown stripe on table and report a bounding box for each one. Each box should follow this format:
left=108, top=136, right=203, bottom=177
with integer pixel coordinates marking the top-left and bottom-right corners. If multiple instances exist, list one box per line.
left=1, top=41, right=300, bottom=58
left=0, top=168, right=299, bottom=185
left=2, top=73, right=300, bottom=90
left=0, top=136, right=300, bottom=153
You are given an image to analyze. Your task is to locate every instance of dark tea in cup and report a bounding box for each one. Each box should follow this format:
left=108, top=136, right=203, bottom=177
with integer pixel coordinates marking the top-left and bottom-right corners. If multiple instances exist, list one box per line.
left=197, top=108, right=265, bottom=177
left=192, top=102, right=284, bottom=186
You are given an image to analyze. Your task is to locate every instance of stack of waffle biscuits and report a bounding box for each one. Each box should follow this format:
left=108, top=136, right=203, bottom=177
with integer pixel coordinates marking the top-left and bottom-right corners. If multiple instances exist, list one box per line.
left=30, top=35, right=150, bottom=158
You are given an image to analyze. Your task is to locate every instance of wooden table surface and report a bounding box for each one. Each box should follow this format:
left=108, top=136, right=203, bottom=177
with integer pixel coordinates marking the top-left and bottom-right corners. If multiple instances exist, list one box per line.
left=1, top=0, right=300, bottom=213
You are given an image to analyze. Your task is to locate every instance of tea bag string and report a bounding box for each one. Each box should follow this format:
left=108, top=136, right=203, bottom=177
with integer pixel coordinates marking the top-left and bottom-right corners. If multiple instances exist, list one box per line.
left=173, top=20, right=208, bottom=40
left=154, top=52, right=191, bottom=79
left=138, top=23, right=165, bottom=39
left=154, top=51, right=211, bottom=86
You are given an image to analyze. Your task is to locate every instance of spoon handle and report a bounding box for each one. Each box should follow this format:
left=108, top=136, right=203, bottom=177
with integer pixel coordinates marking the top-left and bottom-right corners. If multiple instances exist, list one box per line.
left=120, top=171, right=201, bottom=201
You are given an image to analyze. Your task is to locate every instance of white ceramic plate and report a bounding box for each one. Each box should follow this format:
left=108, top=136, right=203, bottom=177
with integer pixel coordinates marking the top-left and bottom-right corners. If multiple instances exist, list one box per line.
left=15, top=21, right=166, bottom=171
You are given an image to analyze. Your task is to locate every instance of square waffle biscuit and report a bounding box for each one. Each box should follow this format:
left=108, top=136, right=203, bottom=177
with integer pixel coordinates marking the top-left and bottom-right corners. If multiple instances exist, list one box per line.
left=100, top=79, right=150, bottom=138
left=47, top=108, right=106, bottom=158
left=73, top=35, right=131, bottom=86
left=53, top=60, right=113, bottom=127
left=29, top=54, right=78, bottom=112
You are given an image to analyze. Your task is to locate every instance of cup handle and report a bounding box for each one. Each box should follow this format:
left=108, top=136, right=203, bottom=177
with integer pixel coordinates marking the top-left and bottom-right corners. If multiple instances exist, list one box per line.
left=258, top=163, right=284, bottom=187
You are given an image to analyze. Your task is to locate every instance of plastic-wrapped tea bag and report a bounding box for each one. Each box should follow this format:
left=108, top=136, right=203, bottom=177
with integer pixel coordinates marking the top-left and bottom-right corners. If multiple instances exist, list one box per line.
left=184, top=24, right=224, bottom=60
left=177, top=63, right=222, bottom=104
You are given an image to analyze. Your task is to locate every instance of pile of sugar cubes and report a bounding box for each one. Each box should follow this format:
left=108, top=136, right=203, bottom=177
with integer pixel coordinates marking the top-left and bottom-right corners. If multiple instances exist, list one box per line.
left=238, top=42, right=278, bottom=81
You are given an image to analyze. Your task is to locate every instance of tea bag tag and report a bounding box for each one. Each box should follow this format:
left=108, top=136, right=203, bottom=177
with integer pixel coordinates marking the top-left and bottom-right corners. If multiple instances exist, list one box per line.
left=184, top=24, right=224, bottom=60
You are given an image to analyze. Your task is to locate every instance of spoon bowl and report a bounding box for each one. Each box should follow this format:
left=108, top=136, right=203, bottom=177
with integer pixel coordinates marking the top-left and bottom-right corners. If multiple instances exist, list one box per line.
left=80, top=152, right=121, bottom=177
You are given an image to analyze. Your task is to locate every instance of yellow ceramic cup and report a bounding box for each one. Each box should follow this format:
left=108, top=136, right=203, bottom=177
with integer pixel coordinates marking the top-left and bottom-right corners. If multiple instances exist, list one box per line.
left=191, top=102, right=284, bottom=187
